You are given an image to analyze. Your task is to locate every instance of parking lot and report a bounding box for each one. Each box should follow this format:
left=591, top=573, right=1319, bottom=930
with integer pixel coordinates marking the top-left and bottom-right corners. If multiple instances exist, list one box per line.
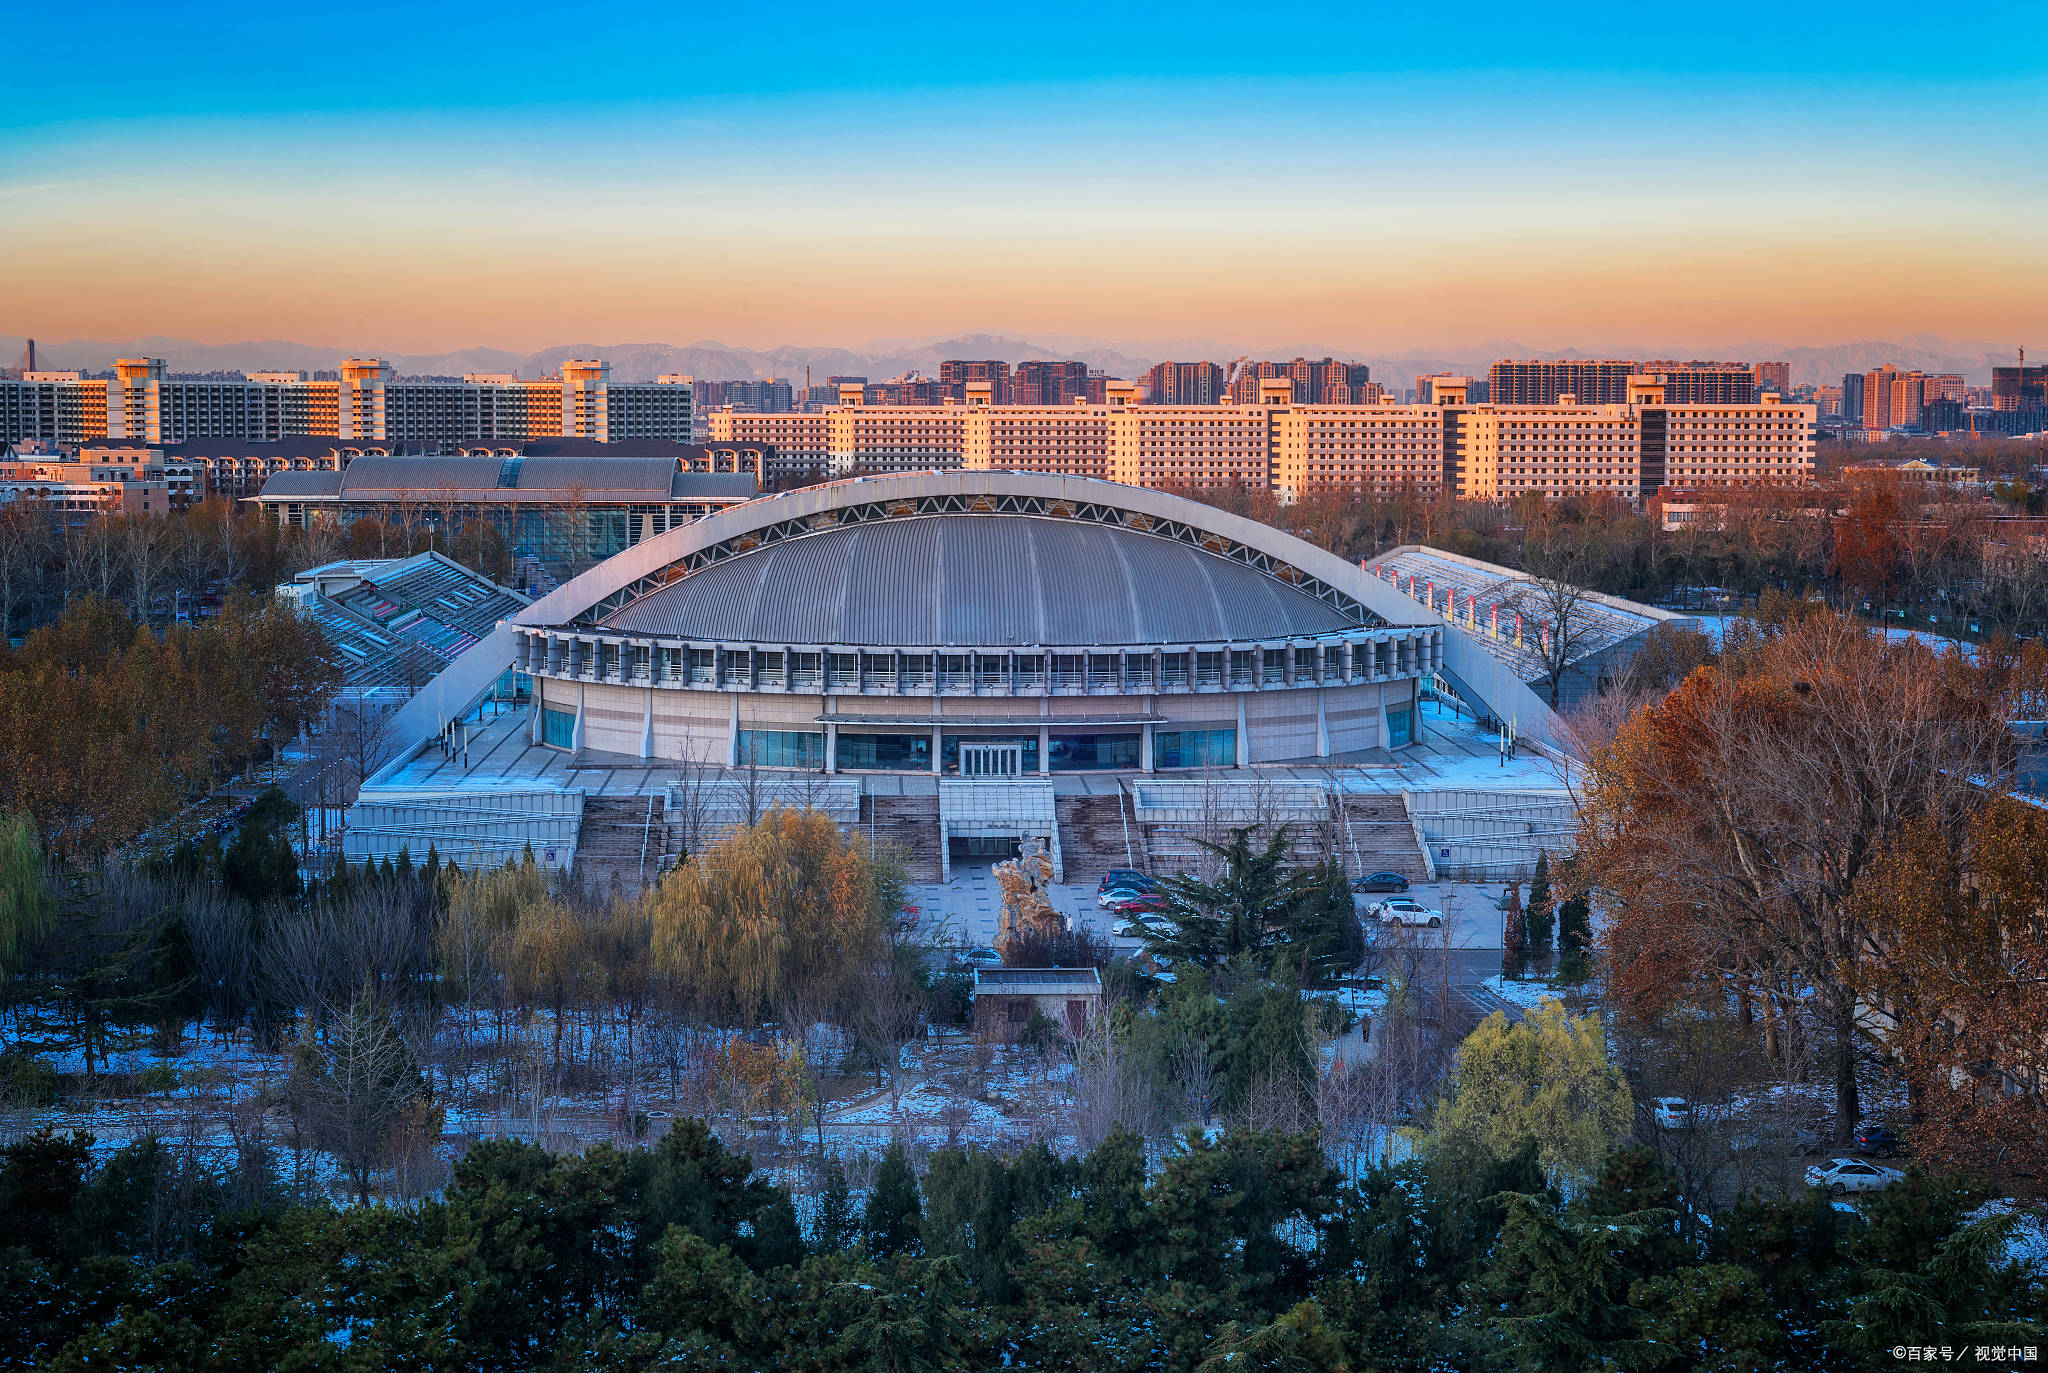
left=911, top=866, right=1511, bottom=956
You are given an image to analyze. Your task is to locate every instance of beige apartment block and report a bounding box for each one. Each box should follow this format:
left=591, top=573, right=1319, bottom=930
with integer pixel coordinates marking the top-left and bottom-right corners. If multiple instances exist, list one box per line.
left=708, top=375, right=1816, bottom=504
left=6, top=356, right=692, bottom=447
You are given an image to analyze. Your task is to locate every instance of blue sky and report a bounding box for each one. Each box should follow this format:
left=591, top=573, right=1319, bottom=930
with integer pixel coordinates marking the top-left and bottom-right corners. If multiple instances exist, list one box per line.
left=4, top=1, right=2043, bottom=353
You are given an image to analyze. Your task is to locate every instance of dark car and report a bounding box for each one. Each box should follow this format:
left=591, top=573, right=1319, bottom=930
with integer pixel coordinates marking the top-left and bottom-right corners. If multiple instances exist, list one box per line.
left=1855, top=1123, right=1902, bottom=1158
left=1350, top=871, right=1411, bottom=894
left=1099, top=869, right=1157, bottom=893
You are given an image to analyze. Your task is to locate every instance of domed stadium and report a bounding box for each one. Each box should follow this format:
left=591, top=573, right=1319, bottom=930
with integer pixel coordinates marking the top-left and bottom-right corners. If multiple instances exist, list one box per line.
left=510, top=473, right=1443, bottom=775
left=358, top=471, right=1573, bottom=887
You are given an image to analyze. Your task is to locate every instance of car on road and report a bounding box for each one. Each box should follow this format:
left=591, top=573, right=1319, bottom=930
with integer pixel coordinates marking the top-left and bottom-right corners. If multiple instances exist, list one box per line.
left=1652, top=1097, right=1691, bottom=1130
left=957, top=946, right=1003, bottom=970
left=1854, top=1123, right=1903, bottom=1158
left=1114, top=912, right=1173, bottom=939
left=1107, top=891, right=1169, bottom=916
left=1371, top=896, right=1444, bottom=928
left=1805, top=1158, right=1903, bottom=1196
left=1350, top=871, right=1410, bottom=894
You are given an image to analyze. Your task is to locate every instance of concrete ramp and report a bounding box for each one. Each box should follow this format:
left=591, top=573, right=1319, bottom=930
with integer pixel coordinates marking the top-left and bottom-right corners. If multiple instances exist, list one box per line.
left=343, top=787, right=583, bottom=871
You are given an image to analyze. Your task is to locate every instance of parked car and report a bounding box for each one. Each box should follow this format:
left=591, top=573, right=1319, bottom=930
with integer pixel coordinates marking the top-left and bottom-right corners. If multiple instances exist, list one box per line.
left=1854, top=1123, right=1902, bottom=1158
left=1652, top=1097, right=1691, bottom=1130
left=1114, top=912, right=1173, bottom=939
left=1805, top=1158, right=1904, bottom=1196
left=1350, top=871, right=1411, bottom=894
left=1109, top=891, right=1169, bottom=913
left=1372, top=896, right=1445, bottom=928
left=958, top=946, right=1003, bottom=970
left=1098, top=871, right=1161, bottom=907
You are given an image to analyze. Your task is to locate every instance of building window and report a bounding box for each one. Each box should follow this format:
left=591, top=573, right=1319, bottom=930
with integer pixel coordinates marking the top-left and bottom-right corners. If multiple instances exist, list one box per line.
left=1154, top=728, right=1236, bottom=769
left=835, top=732, right=931, bottom=771
left=1387, top=708, right=1413, bottom=748
left=1048, top=732, right=1141, bottom=771
left=542, top=706, right=575, bottom=749
left=737, top=728, right=824, bottom=769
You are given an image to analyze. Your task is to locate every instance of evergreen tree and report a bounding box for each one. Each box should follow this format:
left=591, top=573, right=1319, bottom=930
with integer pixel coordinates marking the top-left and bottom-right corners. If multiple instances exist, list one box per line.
left=863, top=1140, right=921, bottom=1258
left=921, top=1147, right=1014, bottom=1298
left=1223, top=977, right=1314, bottom=1118
left=1501, top=882, right=1526, bottom=981
left=220, top=787, right=303, bottom=908
left=814, top=1158, right=856, bottom=1252
left=1147, top=824, right=1308, bottom=972
left=1526, top=850, right=1555, bottom=957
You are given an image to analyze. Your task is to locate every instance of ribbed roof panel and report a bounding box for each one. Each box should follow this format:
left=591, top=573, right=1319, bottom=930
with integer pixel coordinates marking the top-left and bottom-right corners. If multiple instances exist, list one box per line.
left=599, top=515, right=1356, bottom=647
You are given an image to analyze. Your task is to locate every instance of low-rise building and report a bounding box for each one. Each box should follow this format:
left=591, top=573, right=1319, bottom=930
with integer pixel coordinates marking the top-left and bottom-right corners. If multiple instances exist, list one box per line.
left=970, top=966, right=1103, bottom=1040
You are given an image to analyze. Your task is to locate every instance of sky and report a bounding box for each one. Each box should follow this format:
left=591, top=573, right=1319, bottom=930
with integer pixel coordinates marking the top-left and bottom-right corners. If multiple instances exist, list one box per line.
left=2, top=1, right=2044, bottom=357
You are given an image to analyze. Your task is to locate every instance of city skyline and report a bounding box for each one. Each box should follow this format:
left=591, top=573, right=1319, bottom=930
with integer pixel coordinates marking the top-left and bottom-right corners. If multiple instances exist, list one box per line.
left=4, top=2, right=2044, bottom=352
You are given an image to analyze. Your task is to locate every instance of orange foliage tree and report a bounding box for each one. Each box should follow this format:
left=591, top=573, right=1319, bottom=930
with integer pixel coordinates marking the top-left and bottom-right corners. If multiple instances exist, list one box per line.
left=1576, top=614, right=2012, bottom=1141
left=1856, top=799, right=2048, bottom=1180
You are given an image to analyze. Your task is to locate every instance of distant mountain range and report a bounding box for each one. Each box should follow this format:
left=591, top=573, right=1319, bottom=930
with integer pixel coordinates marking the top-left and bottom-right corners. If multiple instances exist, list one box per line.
left=0, top=331, right=2023, bottom=390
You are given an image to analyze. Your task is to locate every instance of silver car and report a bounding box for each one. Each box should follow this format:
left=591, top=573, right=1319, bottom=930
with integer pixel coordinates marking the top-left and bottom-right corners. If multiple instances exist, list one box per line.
left=1373, top=896, right=1444, bottom=928
left=1805, top=1158, right=1903, bottom=1196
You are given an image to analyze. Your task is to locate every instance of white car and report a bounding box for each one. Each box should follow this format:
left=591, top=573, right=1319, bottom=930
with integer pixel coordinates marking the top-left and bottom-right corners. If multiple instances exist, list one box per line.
left=1805, top=1158, right=1903, bottom=1196
left=1652, top=1097, right=1691, bottom=1130
left=1114, top=913, right=1173, bottom=939
left=1373, top=896, right=1444, bottom=928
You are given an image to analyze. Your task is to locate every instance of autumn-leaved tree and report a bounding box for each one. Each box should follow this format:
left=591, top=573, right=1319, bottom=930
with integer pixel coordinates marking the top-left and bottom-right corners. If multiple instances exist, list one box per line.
left=645, top=807, right=900, bottom=1025
left=1577, top=614, right=2013, bottom=1140
left=1856, top=798, right=2048, bottom=1178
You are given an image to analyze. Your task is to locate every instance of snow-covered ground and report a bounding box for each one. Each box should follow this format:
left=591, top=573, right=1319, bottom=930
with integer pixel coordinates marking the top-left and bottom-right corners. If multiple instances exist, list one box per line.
left=1689, top=612, right=1980, bottom=660
left=1482, top=974, right=1567, bottom=1011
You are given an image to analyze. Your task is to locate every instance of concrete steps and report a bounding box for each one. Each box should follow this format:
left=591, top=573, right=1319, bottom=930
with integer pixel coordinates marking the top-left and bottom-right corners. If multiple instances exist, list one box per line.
left=572, top=794, right=666, bottom=894
left=1339, top=795, right=1432, bottom=881
left=1055, top=792, right=1136, bottom=882
left=864, top=793, right=942, bottom=881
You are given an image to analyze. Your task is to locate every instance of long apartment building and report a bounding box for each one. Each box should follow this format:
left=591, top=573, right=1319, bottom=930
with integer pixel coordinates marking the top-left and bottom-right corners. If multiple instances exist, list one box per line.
left=711, top=375, right=1816, bottom=500
left=0, top=356, right=693, bottom=447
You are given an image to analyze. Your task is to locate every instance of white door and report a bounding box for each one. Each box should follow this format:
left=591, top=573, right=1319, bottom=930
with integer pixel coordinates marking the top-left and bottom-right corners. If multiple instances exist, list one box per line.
left=961, top=743, right=1023, bottom=778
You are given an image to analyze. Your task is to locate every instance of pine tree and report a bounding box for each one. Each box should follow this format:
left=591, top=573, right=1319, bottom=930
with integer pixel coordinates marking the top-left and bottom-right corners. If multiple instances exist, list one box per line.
left=814, top=1159, right=856, bottom=1251
left=1526, top=851, right=1555, bottom=959
left=862, top=1140, right=921, bottom=1258
left=1501, top=882, right=1526, bottom=981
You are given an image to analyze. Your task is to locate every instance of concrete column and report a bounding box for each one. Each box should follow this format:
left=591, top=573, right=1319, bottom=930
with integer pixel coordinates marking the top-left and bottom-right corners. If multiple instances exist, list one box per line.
left=529, top=690, right=543, bottom=745
left=571, top=681, right=586, bottom=752
left=1038, top=724, right=1050, bottom=776
left=824, top=722, right=838, bottom=773
left=1141, top=721, right=1155, bottom=772
left=1236, top=692, right=1250, bottom=768
left=931, top=694, right=943, bottom=775
left=728, top=692, right=739, bottom=767
left=1316, top=687, right=1330, bottom=758
left=640, top=686, right=654, bottom=759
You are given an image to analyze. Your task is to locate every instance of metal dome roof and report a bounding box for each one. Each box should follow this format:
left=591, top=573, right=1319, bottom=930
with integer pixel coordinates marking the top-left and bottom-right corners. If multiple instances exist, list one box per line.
left=597, top=513, right=1359, bottom=647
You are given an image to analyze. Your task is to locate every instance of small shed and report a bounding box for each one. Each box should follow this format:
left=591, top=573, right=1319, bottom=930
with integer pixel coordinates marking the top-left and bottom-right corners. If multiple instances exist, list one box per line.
left=970, top=966, right=1103, bottom=1041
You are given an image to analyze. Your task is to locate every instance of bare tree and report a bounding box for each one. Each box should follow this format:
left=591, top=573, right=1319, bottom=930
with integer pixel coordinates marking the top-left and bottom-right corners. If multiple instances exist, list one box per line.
left=0, top=502, right=52, bottom=640
left=1508, top=529, right=1629, bottom=708
left=287, top=992, right=425, bottom=1205
left=1066, top=1016, right=1163, bottom=1149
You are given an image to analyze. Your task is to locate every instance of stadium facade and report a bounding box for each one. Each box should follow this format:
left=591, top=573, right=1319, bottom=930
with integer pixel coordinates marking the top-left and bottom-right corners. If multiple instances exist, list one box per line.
left=510, top=474, right=1446, bottom=774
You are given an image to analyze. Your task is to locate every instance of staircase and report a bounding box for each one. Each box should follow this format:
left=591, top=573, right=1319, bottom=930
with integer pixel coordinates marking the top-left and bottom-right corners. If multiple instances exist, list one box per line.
left=1340, top=795, right=1432, bottom=881
left=571, top=794, right=665, bottom=893
left=863, top=793, right=942, bottom=881
left=1055, top=792, right=1135, bottom=880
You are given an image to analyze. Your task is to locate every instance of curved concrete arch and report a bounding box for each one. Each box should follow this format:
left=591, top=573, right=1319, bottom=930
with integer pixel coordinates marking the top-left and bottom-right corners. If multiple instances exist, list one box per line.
left=371, top=472, right=1572, bottom=776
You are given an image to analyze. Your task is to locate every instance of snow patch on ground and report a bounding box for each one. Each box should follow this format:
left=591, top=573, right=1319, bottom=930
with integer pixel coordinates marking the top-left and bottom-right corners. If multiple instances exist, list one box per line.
left=1483, top=975, right=1566, bottom=1010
